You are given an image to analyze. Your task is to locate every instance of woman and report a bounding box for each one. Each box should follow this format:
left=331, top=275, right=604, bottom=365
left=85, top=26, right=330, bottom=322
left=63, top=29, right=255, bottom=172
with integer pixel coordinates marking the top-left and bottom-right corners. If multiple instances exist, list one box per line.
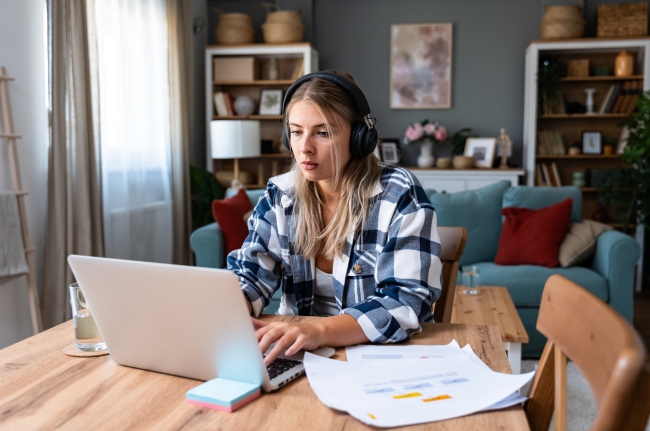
left=227, top=71, right=442, bottom=365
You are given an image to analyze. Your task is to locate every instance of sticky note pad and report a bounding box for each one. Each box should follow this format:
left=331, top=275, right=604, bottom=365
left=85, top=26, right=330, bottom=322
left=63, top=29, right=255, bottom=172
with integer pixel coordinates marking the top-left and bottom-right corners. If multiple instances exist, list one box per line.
left=186, top=378, right=261, bottom=413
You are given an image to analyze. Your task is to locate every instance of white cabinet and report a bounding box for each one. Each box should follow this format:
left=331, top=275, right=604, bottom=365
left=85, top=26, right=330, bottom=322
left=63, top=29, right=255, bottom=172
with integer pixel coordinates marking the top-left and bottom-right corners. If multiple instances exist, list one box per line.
left=408, top=169, right=524, bottom=193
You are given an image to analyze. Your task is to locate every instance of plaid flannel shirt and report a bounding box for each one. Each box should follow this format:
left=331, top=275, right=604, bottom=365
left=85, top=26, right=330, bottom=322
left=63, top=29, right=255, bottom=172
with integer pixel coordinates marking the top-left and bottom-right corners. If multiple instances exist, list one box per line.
left=227, top=165, right=442, bottom=343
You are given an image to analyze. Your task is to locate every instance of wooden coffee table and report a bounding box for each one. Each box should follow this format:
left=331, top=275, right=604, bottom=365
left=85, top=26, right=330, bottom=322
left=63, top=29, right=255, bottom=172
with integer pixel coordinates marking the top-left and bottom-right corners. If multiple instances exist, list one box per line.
left=451, top=285, right=529, bottom=374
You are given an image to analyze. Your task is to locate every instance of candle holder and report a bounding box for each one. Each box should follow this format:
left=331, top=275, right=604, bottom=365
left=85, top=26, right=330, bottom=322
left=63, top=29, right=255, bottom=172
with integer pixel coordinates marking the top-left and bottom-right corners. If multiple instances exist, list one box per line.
left=584, top=88, right=596, bottom=114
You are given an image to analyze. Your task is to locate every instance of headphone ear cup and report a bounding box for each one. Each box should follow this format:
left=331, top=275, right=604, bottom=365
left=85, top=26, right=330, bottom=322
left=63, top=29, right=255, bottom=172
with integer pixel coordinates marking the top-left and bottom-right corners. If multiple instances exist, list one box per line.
left=349, top=122, right=378, bottom=159
left=282, top=126, right=291, bottom=152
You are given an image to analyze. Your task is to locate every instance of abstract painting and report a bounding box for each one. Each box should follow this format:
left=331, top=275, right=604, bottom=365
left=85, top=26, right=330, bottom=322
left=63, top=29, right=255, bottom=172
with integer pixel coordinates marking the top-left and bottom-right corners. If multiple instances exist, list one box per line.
left=390, top=23, right=452, bottom=109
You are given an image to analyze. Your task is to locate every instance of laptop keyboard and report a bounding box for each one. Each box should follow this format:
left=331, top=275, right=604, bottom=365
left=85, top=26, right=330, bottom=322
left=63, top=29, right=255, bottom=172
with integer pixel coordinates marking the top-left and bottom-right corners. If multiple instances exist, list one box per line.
left=266, top=357, right=305, bottom=388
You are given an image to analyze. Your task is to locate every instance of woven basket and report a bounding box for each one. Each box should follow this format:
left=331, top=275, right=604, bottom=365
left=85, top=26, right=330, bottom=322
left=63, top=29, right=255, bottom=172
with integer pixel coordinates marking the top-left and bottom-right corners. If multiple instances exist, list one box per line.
left=215, top=26, right=255, bottom=45
left=263, top=3, right=302, bottom=26
left=542, top=5, right=583, bottom=21
left=597, top=3, right=648, bottom=37
left=540, top=19, right=586, bottom=39
left=452, top=155, right=475, bottom=169
left=217, top=12, right=252, bottom=28
left=262, top=22, right=304, bottom=44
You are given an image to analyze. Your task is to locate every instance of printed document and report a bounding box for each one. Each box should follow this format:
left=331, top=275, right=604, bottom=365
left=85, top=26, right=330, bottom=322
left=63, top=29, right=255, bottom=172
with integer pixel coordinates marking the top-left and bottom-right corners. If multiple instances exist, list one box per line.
left=303, top=341, right=534, bottom=428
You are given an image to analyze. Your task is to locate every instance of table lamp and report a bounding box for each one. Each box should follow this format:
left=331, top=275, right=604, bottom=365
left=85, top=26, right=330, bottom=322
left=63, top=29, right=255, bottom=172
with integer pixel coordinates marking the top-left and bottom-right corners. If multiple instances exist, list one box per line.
left=210, top=120, right=261, bottom=184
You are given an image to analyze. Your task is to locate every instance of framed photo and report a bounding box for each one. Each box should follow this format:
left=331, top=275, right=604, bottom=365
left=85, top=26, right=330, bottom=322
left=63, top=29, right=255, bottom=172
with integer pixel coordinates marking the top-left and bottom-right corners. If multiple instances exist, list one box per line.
left=464, top=138, right=497, bottom=168
left=390, top=23, right=453, bottom=109
left=258, top=89, right=283, bottom=115
left=582, top=131, right=602, bottom=154
left=380, top=139, right=401, bottom=165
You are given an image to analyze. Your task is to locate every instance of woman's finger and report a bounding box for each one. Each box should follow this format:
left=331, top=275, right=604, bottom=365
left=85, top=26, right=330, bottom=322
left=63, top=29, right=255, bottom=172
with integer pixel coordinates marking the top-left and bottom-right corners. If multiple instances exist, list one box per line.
left=251, top=317, right=269, bottom=330
left=284, top=334, right=307, bottom=357
left=263, top=331, right=296, bottom=365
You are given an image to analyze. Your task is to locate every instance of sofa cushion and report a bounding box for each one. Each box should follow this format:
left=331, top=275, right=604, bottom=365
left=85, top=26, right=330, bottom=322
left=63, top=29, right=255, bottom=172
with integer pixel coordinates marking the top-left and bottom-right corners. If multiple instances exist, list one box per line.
left=558, top=220, right=613, bottom=267
left=212, top=188, right=253, bottom=255
left=495, top=198, right=573, bottom=268
left=427, top=180, right=510, bottom=266
left=472, top=262, right=608, bottom=307
left=502, top=186, right=582, bottom=223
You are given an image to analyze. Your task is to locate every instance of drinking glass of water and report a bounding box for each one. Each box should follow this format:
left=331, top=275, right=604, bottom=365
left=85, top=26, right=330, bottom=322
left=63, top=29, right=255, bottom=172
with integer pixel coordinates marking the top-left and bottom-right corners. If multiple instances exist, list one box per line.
left=69, top=282, right=107, bottom=351
left=462, top=265, right=480, bottom=295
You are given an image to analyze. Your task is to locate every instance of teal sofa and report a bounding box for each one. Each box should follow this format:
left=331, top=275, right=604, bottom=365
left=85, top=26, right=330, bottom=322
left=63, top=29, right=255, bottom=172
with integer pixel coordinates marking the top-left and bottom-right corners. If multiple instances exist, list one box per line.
left=190, top=189, right=282, bottom=313
left=427, top=180, right=640, bottom=357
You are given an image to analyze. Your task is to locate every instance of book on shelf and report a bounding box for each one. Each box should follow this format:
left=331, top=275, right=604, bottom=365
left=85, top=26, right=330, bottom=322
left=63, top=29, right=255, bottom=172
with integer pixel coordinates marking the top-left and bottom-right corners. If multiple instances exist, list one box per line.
left=551, top=162, right=562, bottom=186
left=536, top=130, right=565, bottom=155
left=623, top=81, right=641, bottom=114
left=605, top=84, right=622, bottom=113
left=598, top=84, right=616, bottom=114
left=611, top=81, right=629, bottom=113
left=213, top=92, right=234, bottom=117
left=536, top=162, right=561, bottom=187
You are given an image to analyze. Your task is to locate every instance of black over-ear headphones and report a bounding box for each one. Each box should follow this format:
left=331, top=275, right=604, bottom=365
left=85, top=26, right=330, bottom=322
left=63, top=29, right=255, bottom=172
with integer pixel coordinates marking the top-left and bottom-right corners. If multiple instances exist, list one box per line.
left=281, top=71, right=378, bottom=159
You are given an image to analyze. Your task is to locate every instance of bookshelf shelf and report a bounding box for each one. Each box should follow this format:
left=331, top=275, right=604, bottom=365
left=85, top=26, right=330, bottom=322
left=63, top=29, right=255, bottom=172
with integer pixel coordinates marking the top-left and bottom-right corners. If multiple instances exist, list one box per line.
left=536, top=154, right=623, bottom=159
left=539, top=113, right=629, bottom=119
left=213, top=115, right=283, bottom=120
left=213, top=80, right=296, bottom=86
left=560, top=75, right=644, bottom=81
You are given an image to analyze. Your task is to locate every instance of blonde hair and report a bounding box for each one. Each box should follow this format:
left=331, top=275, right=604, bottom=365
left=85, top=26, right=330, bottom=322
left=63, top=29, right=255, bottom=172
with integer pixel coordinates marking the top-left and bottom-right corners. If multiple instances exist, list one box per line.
left=285, top=71, right=383, bottom=260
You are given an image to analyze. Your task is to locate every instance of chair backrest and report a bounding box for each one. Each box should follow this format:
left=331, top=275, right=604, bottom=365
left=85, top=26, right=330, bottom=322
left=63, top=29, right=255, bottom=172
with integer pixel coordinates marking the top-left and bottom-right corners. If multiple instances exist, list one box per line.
left=525, top=275, right=647, bottom=431
left=433, top=226, right=468, bottom=324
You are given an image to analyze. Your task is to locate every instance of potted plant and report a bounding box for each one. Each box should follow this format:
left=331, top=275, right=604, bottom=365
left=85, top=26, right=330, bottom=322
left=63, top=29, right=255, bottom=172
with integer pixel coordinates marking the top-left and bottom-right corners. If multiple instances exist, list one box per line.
left=537, top=56, right=566, bottom=116
left=598, top=91, right=650, bottom=234
left=402, top=120, right=447, bottom=168
left=449, top=127, right=475, bottom=169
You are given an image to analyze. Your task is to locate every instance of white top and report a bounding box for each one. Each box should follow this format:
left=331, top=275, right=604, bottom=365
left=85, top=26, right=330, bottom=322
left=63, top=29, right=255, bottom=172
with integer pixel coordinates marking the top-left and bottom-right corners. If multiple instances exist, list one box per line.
left=312, top=267, right=340, bottom=317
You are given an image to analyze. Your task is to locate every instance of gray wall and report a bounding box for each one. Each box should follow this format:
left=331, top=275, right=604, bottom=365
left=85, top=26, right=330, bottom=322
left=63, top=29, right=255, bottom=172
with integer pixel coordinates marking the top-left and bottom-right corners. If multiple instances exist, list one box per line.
left=200, top=0, right=643, bottom=168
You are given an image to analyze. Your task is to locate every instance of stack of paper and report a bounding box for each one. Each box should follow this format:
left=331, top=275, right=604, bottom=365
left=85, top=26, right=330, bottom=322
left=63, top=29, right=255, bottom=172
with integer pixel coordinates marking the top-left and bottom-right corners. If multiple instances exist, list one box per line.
left=303, top=340, right=534, bottom=428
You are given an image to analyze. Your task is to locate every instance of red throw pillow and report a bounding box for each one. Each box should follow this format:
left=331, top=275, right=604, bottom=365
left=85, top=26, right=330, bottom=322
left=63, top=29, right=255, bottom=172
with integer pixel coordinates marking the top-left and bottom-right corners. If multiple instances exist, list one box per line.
left=494, top=198, right=573, bottom=268
left=212, top=188, right=253, bottom=255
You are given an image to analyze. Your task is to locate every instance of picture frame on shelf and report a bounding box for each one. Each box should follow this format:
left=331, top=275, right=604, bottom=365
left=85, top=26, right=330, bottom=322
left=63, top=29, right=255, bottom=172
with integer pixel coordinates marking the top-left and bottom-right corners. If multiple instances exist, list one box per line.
left=389, top=23, right=452, bottom=109
left=258, top=89, right=283, bottom=115
left=582, top=131, right=602, bottom=154
left=380, top=139, right=401, bottom=165
left=464, top=138, right=496, bottom=168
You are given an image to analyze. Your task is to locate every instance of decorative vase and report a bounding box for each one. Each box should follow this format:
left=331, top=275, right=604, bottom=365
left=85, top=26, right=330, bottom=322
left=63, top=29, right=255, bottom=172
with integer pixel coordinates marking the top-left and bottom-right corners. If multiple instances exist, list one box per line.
left=234, top=96, right=255, bottom=116
left=436, top=157, right=452, bottom=168
left=417, top=140, right=435, bottom=168
left=615, top=50, right=634, bottom=77
left=584, top=88, right=596, bottom=114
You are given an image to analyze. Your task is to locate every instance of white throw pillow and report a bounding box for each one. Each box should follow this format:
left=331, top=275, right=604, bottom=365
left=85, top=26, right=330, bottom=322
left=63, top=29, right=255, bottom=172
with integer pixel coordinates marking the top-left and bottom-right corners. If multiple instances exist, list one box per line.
left=558, top=220, right=612, bottom=267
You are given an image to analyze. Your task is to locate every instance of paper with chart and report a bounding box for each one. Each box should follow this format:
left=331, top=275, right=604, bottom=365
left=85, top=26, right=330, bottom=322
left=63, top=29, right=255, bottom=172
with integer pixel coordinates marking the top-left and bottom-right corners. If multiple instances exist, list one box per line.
left=303, top=342, right=534, bottom=428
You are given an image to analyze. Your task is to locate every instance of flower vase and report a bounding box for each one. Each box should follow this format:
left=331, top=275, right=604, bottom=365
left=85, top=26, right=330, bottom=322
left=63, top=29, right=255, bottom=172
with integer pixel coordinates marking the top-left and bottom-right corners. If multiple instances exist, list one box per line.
left=417, top=140, right=435, bottom=168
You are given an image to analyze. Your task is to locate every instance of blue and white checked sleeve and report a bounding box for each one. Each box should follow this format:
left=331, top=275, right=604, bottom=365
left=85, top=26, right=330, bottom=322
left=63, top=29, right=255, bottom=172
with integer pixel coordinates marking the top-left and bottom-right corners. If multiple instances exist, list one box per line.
left=343, top=182, right=442, bottom=343
left=227, top=188, right=284, bottom=317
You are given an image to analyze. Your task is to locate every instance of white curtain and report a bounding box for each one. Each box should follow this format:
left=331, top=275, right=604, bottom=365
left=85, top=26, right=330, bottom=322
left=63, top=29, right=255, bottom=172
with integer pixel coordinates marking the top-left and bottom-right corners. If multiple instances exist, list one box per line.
left=94, top=0, right=173, bottom=263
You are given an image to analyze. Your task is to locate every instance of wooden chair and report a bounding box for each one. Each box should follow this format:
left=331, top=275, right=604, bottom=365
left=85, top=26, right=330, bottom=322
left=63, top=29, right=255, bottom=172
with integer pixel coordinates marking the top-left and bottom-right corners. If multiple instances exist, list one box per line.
left=525, top=274, right=648, bottom=431
left=433, top=226, right=468, bottom=324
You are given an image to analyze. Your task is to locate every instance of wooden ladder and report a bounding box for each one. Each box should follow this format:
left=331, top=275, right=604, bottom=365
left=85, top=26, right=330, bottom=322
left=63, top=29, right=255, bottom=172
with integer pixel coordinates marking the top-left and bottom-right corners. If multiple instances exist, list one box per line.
left=0, top=66, right=43, bottom=334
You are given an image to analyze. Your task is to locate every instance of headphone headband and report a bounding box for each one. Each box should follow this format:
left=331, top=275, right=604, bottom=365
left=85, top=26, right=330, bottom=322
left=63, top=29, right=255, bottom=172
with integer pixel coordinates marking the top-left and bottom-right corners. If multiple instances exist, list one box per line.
left=280, top=71, right=378, bottom=159
left=281, top=71, right=372, bottom=119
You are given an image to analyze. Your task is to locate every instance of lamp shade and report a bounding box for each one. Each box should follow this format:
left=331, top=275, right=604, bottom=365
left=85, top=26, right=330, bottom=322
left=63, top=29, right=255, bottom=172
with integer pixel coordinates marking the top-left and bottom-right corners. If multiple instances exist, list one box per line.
left=210, top=120, right=261, bottom=159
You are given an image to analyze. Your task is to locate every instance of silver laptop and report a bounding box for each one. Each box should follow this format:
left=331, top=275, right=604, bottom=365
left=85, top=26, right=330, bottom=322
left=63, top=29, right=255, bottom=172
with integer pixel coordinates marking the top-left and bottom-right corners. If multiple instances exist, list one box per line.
left=67, top=255, right=334, bottom=392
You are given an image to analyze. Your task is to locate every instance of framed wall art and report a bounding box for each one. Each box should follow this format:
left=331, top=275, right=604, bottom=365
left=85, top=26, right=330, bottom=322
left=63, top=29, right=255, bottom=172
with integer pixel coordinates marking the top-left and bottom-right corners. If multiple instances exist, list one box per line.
left=390, top=23, right=453, bottom=109
left=464, top=138, right=497, bottom=168
left=258, top=89, right=283, bottom=115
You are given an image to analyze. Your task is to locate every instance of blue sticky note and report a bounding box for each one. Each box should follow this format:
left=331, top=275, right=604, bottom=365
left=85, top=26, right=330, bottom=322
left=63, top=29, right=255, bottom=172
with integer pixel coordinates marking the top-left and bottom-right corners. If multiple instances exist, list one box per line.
left=186, top=378, right=260, bottom=407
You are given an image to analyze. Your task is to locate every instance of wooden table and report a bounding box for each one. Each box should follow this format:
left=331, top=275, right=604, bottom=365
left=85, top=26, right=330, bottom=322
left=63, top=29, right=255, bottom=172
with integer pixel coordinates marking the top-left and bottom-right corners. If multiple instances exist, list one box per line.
left=452, top=285, right=530, bottom=374
left=0, top=316, right=530, bottom=430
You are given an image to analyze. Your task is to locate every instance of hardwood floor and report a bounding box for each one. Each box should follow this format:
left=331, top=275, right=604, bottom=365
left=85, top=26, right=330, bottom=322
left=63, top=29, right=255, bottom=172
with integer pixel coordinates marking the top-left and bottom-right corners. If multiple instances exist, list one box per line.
left=634, top=290, right=650, bottom=363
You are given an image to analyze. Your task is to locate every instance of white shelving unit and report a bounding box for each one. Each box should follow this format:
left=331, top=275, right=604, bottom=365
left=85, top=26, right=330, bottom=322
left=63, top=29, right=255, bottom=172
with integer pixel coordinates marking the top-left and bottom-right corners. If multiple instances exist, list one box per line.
left=205, top=43, right=318, bottom=186
left=523, top=38, right=650, bottom=291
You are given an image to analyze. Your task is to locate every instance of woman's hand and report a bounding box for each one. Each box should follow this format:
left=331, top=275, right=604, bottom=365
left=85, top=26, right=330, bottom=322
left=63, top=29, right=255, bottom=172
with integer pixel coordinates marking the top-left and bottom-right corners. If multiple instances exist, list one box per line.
left=251, top=315, right=369, bottom=366
left=254, top=320, right=323, bottom=365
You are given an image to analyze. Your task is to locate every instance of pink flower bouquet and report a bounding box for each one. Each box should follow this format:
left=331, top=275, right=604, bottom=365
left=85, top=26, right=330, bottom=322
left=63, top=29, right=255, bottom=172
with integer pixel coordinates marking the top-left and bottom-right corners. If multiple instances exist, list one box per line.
left=403, top=120, right=447, bottom=145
